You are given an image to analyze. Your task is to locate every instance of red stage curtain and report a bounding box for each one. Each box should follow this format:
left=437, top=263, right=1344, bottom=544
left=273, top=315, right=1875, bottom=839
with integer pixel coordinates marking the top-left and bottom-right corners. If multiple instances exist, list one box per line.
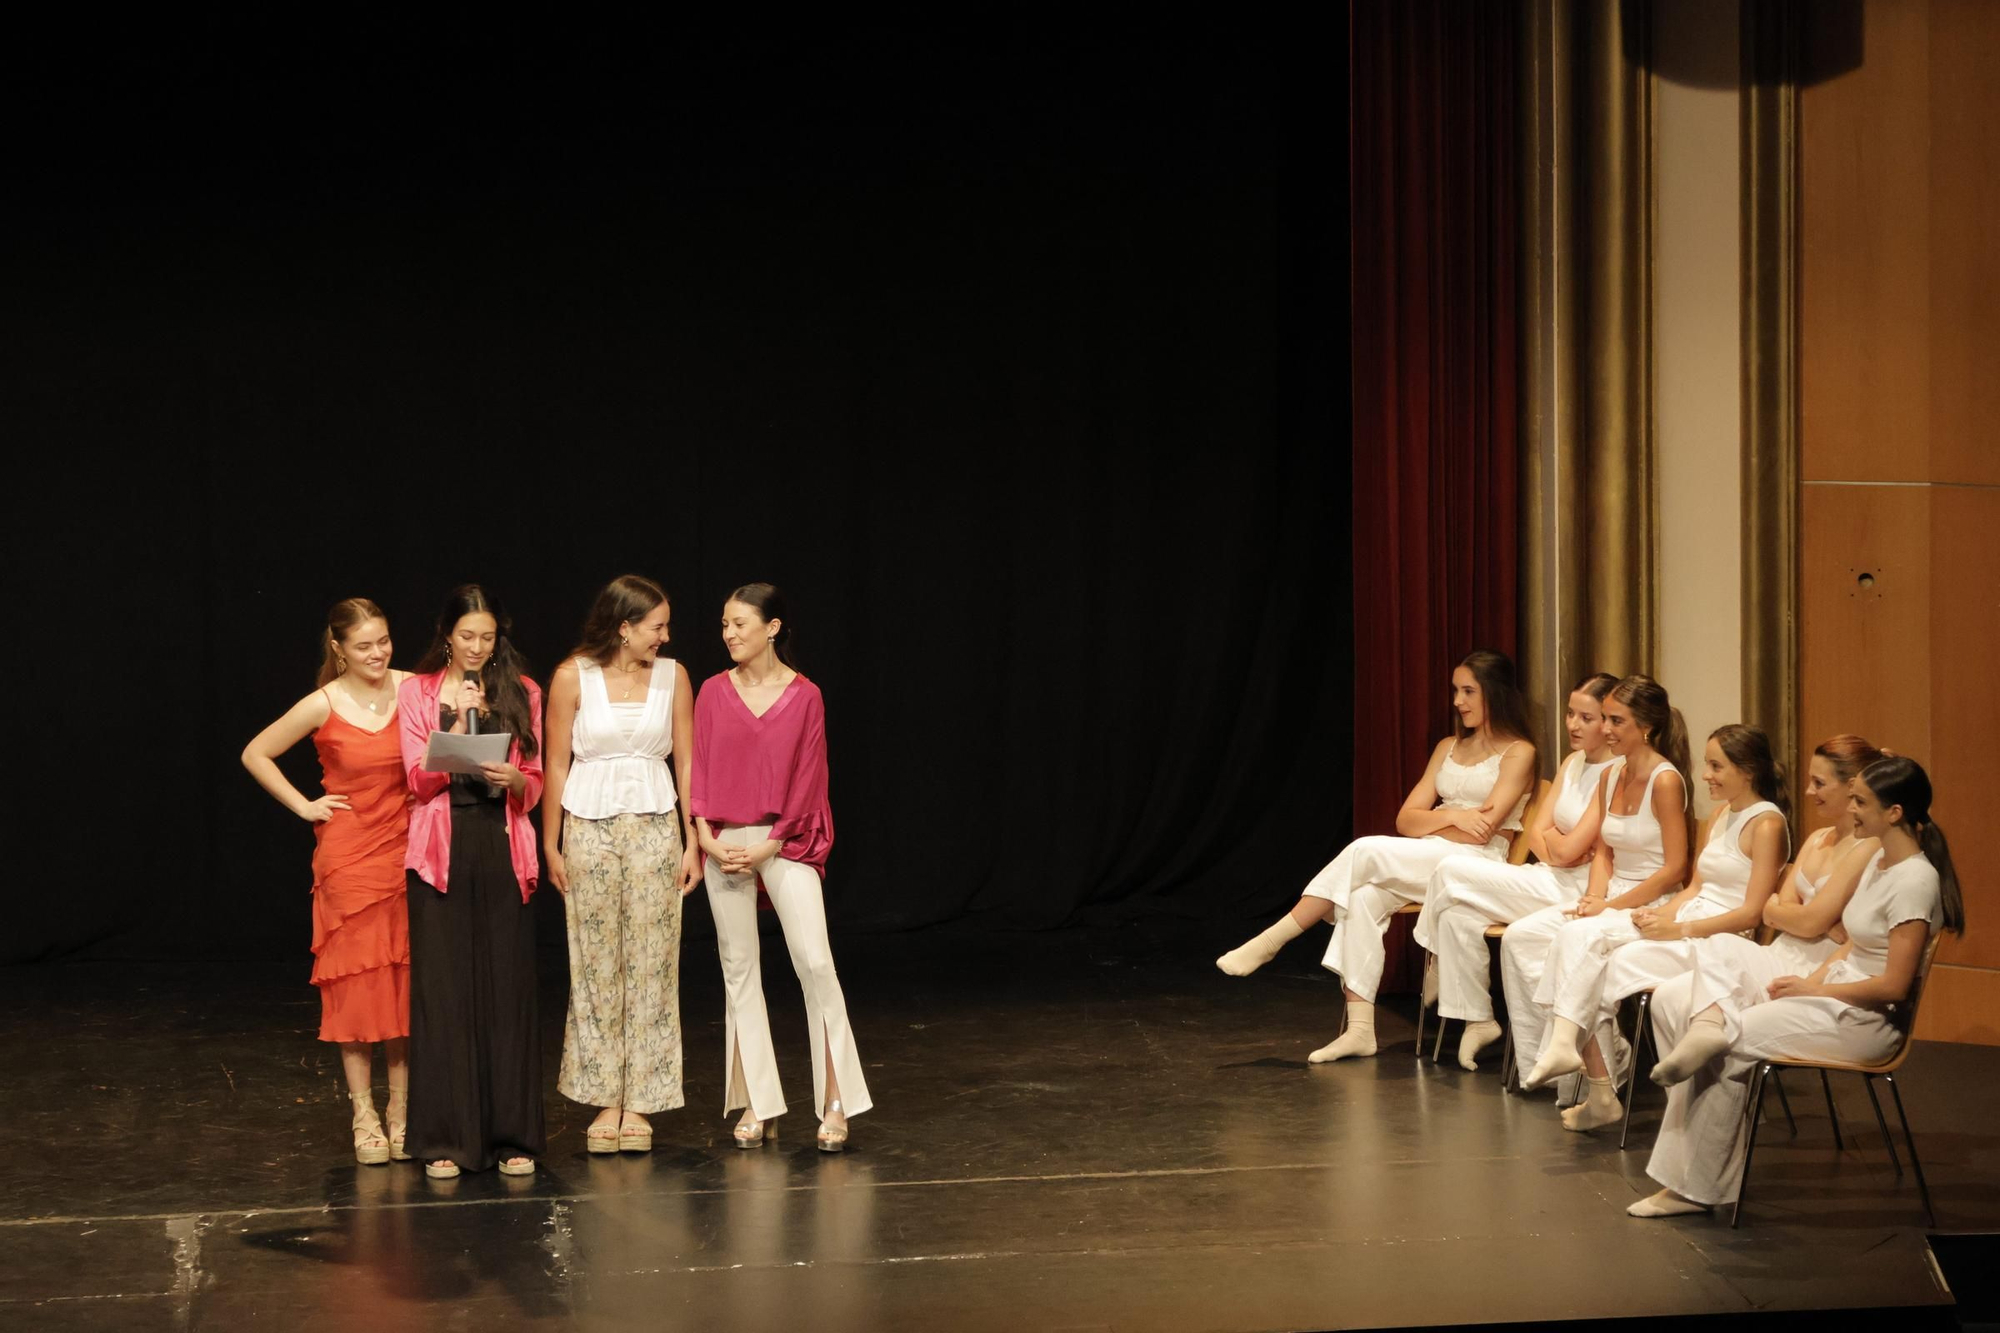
left=1349, top=0, right=1519, bottom=991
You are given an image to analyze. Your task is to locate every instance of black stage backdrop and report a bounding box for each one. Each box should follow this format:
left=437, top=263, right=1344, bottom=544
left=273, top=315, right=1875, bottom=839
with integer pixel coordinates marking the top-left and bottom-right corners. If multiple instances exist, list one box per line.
left=6, top=16, right=1351, bottom=963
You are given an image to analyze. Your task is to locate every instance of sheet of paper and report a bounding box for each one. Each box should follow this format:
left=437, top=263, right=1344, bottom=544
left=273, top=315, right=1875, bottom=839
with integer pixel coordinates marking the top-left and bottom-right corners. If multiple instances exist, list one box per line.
left=422, top=730, right=513, bottom=775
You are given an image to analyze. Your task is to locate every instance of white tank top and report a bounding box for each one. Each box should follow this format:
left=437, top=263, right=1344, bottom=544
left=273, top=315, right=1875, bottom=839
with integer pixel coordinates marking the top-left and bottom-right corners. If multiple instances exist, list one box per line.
left=1434, top=739, right=1530, bottom=832
left=1545, top=752, right=1622, bottom=890
left=1831, top=851, right=1943, bottom=984
left=562, top=657, right=677, bottom=819
left=1692, top=800, right=1787, bottom=910
left=1600, top=760, right=1685, bottom=890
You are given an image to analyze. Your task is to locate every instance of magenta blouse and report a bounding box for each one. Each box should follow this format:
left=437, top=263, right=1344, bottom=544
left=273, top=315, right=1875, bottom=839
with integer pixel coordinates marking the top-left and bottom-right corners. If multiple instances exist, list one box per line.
left=689, top=671, right=833, bottom=872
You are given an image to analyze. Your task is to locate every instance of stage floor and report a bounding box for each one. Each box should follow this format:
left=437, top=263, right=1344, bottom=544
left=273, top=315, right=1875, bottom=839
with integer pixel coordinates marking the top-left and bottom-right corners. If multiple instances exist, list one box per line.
left=2, top=918, right=1990, bottom=1331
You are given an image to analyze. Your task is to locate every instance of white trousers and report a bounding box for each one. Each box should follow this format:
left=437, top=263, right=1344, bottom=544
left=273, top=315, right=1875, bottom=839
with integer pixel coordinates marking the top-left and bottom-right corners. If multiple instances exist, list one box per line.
left=1415, top=857, right=1577, bottom=1022
left=1645, top=972, right=1901, bottom=1205
left=1306, top=833, right=1506, bottom=1003
left=706, top=823, right=872, bottom=1121
left=1498, top=904, right=1570, bottom=1075
left=1533, top=895, right=1717, bottom=1033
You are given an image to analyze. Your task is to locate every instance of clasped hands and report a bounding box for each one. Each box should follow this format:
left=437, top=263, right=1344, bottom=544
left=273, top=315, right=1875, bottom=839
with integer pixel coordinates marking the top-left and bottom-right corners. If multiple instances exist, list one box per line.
left=1633, top=907, right=1689, bottom=941
left=704, top=836, right=781, bottom=879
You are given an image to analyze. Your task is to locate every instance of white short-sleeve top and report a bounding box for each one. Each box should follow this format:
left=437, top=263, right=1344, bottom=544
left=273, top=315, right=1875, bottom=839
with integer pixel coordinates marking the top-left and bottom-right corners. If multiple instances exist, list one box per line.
left=562, top=657, right=677, bottom=819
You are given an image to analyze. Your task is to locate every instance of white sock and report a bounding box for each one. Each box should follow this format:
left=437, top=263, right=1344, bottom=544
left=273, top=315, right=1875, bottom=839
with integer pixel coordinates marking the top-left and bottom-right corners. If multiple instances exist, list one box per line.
left=1217, top=915, right=1305, bottom=976
left=1627, top=1188, right=1709, bottom=1218
left=1560, top=1075, right=1622, bottom=1131
left=1651, top=1011, right=1730, bottom=1086
left=1523, top=1020, right=1585, bottom=1090
left=1458, top=1019, right=1504, bottom=1071
left=1309, top=1001, right=1377, bottom=1062
left=1420, top=954, right=1440, bottom=1009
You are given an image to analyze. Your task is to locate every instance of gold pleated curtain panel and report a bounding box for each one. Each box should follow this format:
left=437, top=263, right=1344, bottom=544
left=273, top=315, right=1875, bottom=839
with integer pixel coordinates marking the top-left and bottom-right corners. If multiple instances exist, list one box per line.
left=1518, top=0, right=1658, bottom=756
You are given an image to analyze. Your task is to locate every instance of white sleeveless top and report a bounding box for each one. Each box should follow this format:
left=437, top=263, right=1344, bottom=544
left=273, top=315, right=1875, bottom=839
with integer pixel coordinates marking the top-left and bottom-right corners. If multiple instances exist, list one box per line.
left=1434, top=739, right=1531, bottom=832
left=1692, top=800, right=1787, bottom=910
left=1600, top=760, right=1685, bottom=892
left=562, top=658, right=677, bottom=819
left=1545, top=752, right=1623, bottom=891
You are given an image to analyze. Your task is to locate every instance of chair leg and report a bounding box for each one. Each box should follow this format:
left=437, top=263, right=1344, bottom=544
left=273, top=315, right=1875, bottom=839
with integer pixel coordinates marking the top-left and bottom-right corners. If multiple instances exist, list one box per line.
left=1732, top=1062, right=1772, bottom=1229
left=1885, top=1075, right=1936, bottom=1229
left=1819, top=1068, right=1843, bottom=1151
left=1499, top=1035, right=1516, bottom=1092
left=1770, top=1067, right=1797, bottom=1137
left=1415, top=993, right=1427, bottom=1058
left=1617, top=993, right=1651, bottom=1151
left=1862, top=1075, right=1903, bottom=1177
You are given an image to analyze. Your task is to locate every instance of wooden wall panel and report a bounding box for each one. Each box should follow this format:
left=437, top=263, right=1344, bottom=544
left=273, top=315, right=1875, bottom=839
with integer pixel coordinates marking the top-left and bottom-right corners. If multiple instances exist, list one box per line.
left=1915, top=966, right=2000, bottom=1045
left=1797, top=484, right=1931, bottom=835
left=1798, top=0, right=1931, bottom=484
left=1800, top=0, right=1998, bottom=1042
left=1928, top=0, right=2000, bottom=485
left=1928, top=486, right=2000, bottom=968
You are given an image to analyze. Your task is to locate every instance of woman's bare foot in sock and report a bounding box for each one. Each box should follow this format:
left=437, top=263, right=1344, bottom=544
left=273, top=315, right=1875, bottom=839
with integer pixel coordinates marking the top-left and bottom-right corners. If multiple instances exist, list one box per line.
left=1458, top=1019, right=1504, bottom=1071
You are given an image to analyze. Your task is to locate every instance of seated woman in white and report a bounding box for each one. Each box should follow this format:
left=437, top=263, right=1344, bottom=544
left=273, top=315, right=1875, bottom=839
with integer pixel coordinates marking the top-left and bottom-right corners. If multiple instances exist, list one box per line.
left=1638, top=732, right=1885, bottom=1094
left=1217, top=650, right=1536, bottom=1064
left=1504, top=674, right=1689, bottom=1129
left=1524, top=724, right=1791, bottom=1103
left=1629, top=754, right=1962, bottom=1218
left=1416, top=672, right=1621, bottom=1071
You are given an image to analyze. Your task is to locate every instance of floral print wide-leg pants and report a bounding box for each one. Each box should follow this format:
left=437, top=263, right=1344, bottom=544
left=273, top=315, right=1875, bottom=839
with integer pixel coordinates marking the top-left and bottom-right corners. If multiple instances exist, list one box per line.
left=558, top=811, right=685, bottom=1113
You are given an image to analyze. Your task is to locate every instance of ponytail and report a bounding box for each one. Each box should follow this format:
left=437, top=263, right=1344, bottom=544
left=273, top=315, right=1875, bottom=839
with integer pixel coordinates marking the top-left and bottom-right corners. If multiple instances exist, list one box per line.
left=1858, top=754, right=1964, bottom=934
left=1920, top=823, right=1965, bottom=934
left=1658, top=706, right=1691, bottom=782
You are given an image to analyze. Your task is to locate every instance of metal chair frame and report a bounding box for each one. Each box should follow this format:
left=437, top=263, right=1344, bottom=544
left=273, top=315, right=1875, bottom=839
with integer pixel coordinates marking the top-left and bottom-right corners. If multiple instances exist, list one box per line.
left=1730, top=933, right=1943, bottom=1229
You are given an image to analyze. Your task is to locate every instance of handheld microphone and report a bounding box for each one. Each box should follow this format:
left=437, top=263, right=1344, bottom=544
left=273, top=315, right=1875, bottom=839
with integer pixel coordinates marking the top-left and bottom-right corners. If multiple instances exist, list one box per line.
left=463, top=669, right=481, bottom=734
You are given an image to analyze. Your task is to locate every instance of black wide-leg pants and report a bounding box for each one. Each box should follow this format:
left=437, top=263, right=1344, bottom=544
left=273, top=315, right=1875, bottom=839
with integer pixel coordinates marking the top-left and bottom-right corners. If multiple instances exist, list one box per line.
left=407, top=798, right=544, bottom=1171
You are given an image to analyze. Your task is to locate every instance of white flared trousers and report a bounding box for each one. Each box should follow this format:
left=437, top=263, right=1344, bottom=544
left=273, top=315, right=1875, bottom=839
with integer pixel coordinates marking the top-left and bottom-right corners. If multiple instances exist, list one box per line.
left=1415, top=857, right=1579, bottom=1022
left=706, top=823, right=872, bottom=1121
left=1304, top=833, right=1507, bottom=1003
left=1532, top=895, right=1721, bottom=1035
left=1645, top=969, right=1901, bottom=1205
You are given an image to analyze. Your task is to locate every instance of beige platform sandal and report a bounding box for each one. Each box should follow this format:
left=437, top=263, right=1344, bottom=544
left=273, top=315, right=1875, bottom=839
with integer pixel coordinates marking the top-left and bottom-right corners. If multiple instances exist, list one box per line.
left=350, top=1094, right=390, bottom=1166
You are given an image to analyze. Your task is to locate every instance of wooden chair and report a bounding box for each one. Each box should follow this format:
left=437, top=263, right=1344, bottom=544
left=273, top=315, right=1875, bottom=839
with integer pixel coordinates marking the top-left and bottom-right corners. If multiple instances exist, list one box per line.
left=1731, top=932, right=1944, bottom=1228
left=1415, top=778, right=1552, bottom=1061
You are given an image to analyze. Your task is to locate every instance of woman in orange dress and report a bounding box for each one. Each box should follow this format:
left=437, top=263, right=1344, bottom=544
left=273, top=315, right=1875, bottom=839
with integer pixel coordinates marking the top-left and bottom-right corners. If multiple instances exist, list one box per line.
left=243, top=598, right=414, bottom=1164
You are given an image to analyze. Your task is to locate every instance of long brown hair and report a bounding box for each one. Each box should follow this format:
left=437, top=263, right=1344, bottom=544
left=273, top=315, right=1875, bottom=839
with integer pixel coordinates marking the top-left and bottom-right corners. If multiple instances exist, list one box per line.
left=567, top=575, right=669, bottom=667
left=1455, top=649, right=1531, bottom=744
left=414, top=584, right=539, bottom=760
left=317, top=598, right=389, bottom=688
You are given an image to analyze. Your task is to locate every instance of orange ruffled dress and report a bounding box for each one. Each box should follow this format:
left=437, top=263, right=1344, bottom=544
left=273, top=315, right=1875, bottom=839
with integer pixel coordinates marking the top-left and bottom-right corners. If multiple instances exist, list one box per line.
left=310, top=708, right=411, bottom=1042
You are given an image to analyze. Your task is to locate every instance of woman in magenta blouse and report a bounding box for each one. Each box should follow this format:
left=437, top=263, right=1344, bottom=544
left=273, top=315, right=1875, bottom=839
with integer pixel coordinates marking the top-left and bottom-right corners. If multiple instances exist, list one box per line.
left=691, top=582, right=870, bottom=1152
left=397, top=584, right=546, bottom=1179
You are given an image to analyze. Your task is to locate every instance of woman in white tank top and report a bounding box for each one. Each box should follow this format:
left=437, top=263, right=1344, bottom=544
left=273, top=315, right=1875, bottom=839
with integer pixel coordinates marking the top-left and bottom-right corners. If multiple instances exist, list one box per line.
left=1416, top=672, right=1622, bottom=1071
left=1217, top=650, right=1536, bottom=1064
left=1642, top=734, right=1885, bottom=1083
left=1509, top=675, right=1690, bottom=1128
left=1560, top=725, right=1793, bottom=1064
left=541, top=576, right=699, bottom=1154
